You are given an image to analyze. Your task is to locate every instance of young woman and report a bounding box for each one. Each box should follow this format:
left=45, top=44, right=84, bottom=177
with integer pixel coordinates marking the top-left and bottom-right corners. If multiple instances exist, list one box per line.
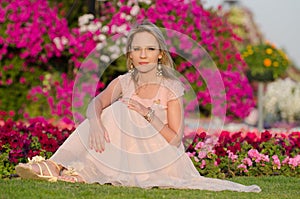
left=16, top=21, right=261, bottom=192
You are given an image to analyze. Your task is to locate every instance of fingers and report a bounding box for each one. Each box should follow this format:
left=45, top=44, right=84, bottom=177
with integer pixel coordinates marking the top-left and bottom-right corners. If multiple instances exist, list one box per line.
left=104, top=131, right=110, bottom=143
left=88, top=123, right=107, bottom=153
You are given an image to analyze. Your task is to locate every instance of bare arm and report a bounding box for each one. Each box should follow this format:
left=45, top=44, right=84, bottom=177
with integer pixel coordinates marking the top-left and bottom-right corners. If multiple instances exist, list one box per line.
left=86, top=77, right=122, bottom=153
left=150, top=97, right=184, bottom=147
left=86, top=78, right=122, bottom=120
left=126, top=96, right=184, bottom=147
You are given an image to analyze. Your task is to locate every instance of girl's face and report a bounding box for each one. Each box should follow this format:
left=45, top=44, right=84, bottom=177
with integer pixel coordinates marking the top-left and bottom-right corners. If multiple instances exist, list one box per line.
left=129, top=31, right=162, bottom=74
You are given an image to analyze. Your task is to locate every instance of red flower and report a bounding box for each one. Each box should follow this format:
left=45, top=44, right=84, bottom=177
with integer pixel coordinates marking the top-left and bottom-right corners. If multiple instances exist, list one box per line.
left=218, top=131, right=231, bottom=145
left=228, top=142, right=241, bottom=154
left=260, top=131, right=272, bottom=142
left=214, top=145, right=226, bottom=157
left=231, top=131, right=242, bottom=143
left=198, top=132, right=207, bottom=140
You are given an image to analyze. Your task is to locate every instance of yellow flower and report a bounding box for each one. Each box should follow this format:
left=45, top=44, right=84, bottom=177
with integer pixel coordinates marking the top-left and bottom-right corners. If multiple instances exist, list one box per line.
left=273, top=61, right=279, bottom=67
left=266, top=48, right=273, bottom=55
left=264, top=58, right=272, bottom=67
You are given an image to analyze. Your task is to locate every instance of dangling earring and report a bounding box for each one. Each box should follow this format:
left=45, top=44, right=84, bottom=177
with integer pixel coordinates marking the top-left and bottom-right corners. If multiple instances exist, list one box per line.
left=157, top=59, right=162, bottom=76
left=129, top=63, right=134, bottom=74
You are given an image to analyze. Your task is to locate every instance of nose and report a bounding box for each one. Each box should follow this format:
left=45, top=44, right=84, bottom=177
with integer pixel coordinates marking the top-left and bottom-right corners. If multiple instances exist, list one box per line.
left=140, top=48, right=147, bottom=58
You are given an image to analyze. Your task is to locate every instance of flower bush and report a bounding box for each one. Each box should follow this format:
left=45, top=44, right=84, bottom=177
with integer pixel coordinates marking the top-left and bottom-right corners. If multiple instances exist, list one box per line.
left=1, top=118, right=299, bottom=179
left=73, top=0, right=255, bottom=120
left=0, top=0, right=97, bottom=121
left=0, top=117, right=74, bottom=178
left=264, top=78, right=300, bottom=124
left=241, top=42, right=290, bottom=82
left=1, top=0, right=256, bottom=122
left=186, top=130, right=300, bottom=178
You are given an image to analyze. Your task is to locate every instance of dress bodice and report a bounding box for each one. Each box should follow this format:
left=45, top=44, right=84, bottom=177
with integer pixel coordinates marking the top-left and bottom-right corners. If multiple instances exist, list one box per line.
left=117, top=73, right=184, bottom=124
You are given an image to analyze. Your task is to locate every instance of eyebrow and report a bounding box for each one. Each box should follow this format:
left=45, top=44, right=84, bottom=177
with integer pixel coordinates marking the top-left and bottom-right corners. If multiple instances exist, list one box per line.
left=131, top=45, right=159, bottom=48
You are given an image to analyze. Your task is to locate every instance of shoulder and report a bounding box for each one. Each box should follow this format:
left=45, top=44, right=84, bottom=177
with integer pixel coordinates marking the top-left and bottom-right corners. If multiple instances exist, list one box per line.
left=162, top=78, right=185, bottom=101
left=117, top=73, right=131, bottom=84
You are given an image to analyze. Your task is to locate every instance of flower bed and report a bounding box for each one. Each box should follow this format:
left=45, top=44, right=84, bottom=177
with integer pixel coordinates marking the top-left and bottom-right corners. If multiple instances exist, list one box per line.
left=186, top=130, right=300, bottom=178
left=0, top=118, right=74, bottom=178
left=1, top=118, right=299, bottom=179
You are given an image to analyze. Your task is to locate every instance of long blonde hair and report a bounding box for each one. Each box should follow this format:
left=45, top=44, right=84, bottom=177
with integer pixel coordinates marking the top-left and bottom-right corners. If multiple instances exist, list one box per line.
left=125, top=20, right=178, bottom=82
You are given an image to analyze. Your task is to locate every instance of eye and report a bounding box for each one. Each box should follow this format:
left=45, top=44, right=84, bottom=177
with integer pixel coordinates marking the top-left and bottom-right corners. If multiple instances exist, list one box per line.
left=132, top=47, right=140, bottom=51
left=148, top=47, right=156, bottom=51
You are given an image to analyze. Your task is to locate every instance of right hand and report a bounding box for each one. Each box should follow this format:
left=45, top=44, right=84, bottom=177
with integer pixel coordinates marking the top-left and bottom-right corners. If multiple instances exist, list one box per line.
left=88, top=118, right=110, bottom=153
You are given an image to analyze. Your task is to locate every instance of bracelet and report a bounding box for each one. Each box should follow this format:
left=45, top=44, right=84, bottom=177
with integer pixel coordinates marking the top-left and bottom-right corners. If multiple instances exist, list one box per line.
left=144, top=107, right=155, bottom=122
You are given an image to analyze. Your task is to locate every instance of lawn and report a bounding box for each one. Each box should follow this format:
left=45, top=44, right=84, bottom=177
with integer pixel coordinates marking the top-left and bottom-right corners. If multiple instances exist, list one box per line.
left=1, top=176, right=300, bottom=199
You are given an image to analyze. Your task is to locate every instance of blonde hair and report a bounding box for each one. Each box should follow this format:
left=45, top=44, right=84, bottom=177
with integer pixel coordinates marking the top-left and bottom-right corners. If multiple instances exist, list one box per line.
left=125, top=20, right=178, bottom=82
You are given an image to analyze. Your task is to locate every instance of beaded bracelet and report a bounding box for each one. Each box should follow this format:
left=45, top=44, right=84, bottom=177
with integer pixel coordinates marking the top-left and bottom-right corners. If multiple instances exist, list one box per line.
left=144, top=108, right=155, bottom=122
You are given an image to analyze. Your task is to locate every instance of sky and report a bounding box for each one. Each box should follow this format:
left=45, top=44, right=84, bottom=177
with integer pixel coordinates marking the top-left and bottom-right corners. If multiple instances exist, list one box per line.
left=203, top=0, right=300, bottom=69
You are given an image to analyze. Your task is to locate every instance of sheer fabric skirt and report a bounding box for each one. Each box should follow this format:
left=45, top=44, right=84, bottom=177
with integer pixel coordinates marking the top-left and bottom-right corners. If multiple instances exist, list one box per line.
left=50, top=101, right=261, bottom=192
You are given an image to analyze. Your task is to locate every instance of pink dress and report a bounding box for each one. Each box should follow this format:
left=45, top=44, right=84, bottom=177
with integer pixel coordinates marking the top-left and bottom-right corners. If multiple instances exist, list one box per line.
left=50, top=73, right=261, bottom=192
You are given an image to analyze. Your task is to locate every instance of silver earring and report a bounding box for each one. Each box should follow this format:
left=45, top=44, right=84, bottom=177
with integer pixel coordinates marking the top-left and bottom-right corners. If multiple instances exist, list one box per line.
left=157, top=59, right=162, bottom=76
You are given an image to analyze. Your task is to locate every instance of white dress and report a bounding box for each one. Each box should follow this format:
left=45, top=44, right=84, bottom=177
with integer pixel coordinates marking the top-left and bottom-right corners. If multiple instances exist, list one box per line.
left=50, top=73, right=261, bottom=192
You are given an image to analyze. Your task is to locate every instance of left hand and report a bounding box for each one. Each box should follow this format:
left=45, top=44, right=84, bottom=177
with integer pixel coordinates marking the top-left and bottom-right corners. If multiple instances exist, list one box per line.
left=121, top=98, right=148, bottom=116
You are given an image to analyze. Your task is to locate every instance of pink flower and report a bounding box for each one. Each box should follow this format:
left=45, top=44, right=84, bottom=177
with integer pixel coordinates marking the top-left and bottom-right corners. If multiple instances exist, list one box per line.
left=195, top=141, right=204, bottom=150
left=187, top=152, right=195, bottom=158
left=227, top=151, right=238, bottom=161
left=200, top=160, right=206, bottom=169
left=243, top=158, right=253, bottom=166
left=198, top=151, right=207, bottom=159
left=272, top=155, right=281, bottom=169
left=248, top=149, right=260, bottom=159
left=238, top=164, right=249, bottom=173
left=282, top=157, right=289, bottom=164
left=19, top=77, right=26, bottom=84
left=288, top=155, right=300, bottom=167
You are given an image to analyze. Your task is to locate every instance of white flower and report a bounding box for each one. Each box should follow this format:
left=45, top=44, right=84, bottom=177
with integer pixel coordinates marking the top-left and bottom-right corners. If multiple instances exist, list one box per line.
left=96, top=43, right=104, bottom=50
left=139, top=0, right=152, bottom=5
left=53, top=37, right=63, bottom=50
left=117, top=24, right=128, bottom=33
left=100, top=55, right=110, bottom=63
left=61, top=36, right=68, bottom=45
left=126, top=15, right=132, bottom=21
left=78, top=14, right=94, bottom=27
left=101, top=25, right=109, bottom=33
left=87, top=24, right=99, bottom=33
left=98, top=34, right=106, bottom=41
left=79, top=26, right=87, bottom=33
left=264, top=78, right=300, bottom=123
left=111, top=25, right=117, bottom=34
left=95, top=22, right=102, bottom=29
left=120, top=13, right=127, bottom=19
left=28, top=156, right=45, bottom=164
left=130, top=5, right=140, bottom=16
left=111, top=53, right=119, bottom=60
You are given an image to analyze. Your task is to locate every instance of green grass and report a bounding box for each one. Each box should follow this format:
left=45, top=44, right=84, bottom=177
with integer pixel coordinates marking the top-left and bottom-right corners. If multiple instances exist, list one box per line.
left=1, top=176, right=300, bottom=199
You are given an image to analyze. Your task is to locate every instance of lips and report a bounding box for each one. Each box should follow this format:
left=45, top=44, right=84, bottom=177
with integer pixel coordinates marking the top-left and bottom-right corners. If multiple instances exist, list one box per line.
left=138, top=62, right=149, bottom=65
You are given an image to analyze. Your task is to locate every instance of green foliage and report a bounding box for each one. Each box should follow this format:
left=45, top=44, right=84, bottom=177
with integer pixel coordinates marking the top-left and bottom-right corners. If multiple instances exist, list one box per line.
left=242, top=42, right=290, bottom=82
left=0, top=144, right=15, bottom=178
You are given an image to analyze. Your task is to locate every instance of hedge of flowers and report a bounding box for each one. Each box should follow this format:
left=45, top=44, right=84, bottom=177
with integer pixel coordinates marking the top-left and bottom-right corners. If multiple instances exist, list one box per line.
left=0, top=0, right=96, bottom=122
left=1, top=118, right=299, bottom=179
left=186, top=129, right=300, bottom=178
left=0, top=117, right=74, bottom=178
left=1, top=0, right=256, bottom=124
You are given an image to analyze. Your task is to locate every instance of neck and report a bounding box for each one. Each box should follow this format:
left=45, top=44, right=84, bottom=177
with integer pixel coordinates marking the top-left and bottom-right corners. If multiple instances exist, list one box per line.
left=137, top=69, right=160, bottom=84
